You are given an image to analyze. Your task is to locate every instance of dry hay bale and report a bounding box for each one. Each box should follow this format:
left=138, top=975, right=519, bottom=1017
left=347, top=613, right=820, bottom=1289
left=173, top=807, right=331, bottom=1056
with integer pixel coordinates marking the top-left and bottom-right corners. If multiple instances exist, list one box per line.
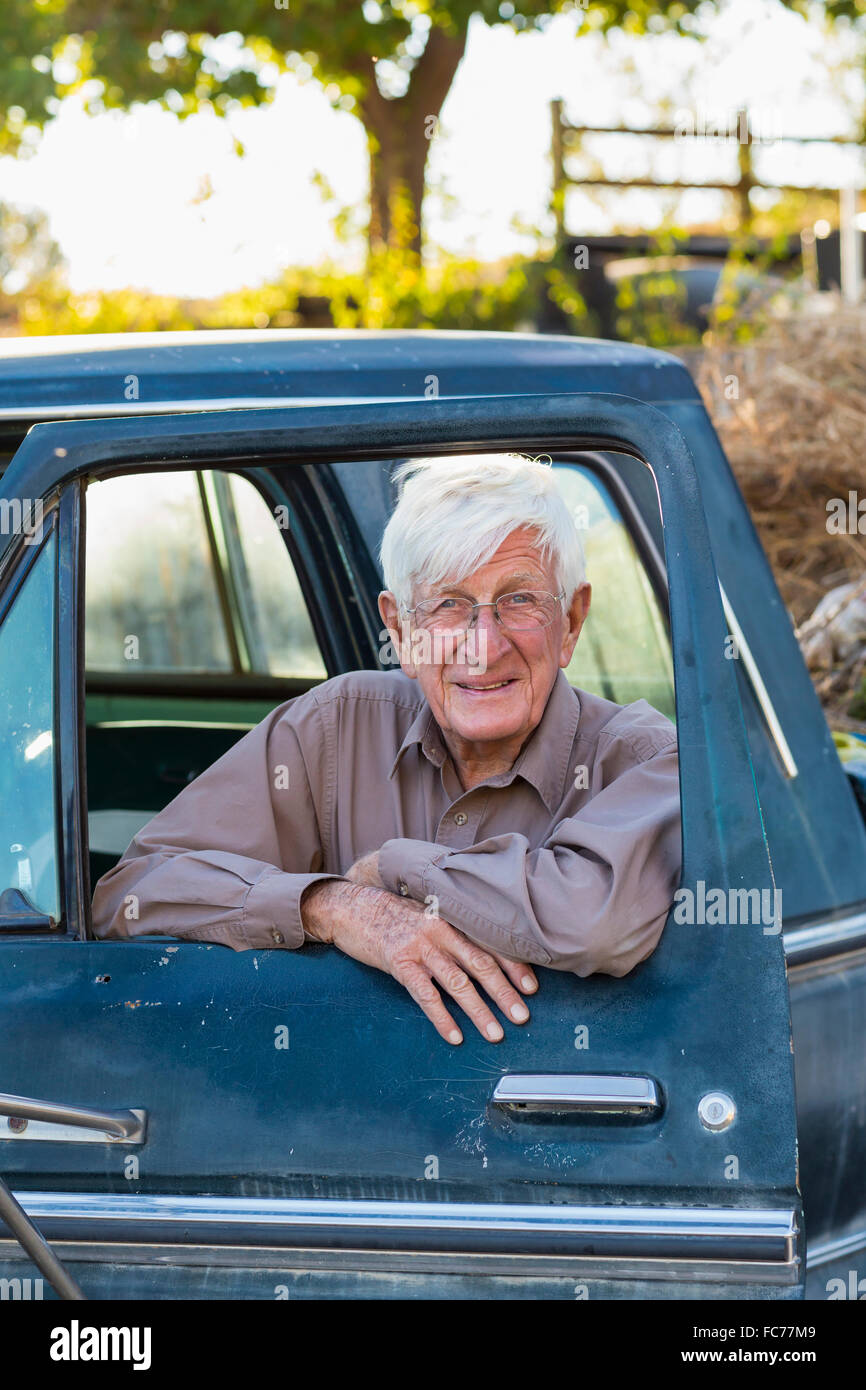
left=691, top=302, right=866, bottom=630
left=681, top=300, right=866, bottom=727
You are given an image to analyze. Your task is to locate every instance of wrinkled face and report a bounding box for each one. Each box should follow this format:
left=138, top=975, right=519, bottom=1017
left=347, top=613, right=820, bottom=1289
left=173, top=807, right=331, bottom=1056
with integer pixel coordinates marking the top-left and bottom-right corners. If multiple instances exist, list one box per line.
left=379, top=526, right=591, bottom=760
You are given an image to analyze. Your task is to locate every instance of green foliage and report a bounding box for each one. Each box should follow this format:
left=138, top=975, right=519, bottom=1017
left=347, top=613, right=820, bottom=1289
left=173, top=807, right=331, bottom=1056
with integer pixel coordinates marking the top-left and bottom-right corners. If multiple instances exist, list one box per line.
left=18, top=279, right=199, bottom=334
left=0, top=0, right=853, bottom=142
left=543, top=263, right=597, bottom=335
left=0, top=203, right=63, bottom=292
left=702, top=229, right=808, bottom=347
left=0, top=0, right=711, bottom=137
left=614, top=270, right=701, bottom=348
left=611, top=229, right=701, bottom=347
left=325, top=249, right=543, bottom=329
left=12, top=249, right=548, bottom=336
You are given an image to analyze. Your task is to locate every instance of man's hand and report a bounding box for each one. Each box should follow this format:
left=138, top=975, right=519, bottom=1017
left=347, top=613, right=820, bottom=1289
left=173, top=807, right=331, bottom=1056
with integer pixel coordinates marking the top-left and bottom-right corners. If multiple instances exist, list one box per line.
left=300, top=878, right=538, bottom=1044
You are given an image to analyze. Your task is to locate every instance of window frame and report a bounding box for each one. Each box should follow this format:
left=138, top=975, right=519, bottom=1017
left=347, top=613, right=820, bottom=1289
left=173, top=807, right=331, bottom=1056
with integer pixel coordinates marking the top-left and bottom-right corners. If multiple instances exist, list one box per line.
left=0, top=494, right=74, bottom=938
left=75, top=459, right=379, bottom=940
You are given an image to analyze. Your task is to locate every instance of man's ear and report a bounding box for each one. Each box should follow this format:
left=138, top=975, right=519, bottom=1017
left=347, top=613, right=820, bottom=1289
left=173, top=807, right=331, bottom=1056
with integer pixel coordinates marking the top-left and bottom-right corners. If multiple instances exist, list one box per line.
left=559, top=583, right=592, bottom=668
left=377, top=591, right=418, bottom=682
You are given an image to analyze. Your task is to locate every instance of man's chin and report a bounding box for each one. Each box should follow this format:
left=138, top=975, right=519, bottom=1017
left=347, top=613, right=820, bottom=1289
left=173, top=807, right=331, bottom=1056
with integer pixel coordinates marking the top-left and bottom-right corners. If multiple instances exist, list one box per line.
left=446, top=684, right=529, bottom=741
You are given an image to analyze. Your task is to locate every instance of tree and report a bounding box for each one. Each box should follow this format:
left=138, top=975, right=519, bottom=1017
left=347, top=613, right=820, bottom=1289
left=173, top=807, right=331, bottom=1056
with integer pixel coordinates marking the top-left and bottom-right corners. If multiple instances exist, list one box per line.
left=0, top=2, right=861, bottom=256
left=0, top=204, right=63, bottom=293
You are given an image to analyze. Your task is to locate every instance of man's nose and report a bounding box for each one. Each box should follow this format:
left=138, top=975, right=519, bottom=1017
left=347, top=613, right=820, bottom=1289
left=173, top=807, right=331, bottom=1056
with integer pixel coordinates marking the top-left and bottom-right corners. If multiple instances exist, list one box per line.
left=468, top=603, right=513, bottom=655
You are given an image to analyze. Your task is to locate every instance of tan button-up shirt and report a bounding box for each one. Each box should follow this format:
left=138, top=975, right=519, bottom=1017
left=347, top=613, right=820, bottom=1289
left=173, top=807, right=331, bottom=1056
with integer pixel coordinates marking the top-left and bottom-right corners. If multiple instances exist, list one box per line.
left=91, top=669, right=681, bottom=976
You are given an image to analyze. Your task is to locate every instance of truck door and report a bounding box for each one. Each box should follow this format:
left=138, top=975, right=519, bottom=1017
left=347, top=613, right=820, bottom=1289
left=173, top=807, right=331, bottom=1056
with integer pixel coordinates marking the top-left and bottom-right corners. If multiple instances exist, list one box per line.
left=0, top=394, right=803, bottom=1299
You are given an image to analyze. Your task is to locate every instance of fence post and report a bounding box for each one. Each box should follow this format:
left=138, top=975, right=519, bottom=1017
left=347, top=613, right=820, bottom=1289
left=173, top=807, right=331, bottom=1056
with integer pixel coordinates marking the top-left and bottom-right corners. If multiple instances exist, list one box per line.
left=551, top=98, right=566, bottom=245
left=840, top=186, right=863, bottom=304
left=736, top=108, right=754, bottom=233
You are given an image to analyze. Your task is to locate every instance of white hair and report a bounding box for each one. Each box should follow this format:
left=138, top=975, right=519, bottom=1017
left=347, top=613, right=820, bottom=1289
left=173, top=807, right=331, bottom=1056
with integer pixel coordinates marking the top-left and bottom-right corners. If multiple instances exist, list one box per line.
left=379, top=453, right=586, bottom=611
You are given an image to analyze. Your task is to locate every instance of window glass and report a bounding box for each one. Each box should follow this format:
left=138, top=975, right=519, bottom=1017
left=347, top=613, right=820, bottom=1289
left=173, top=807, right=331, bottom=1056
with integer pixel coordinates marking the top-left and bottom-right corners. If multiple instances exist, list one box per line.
left=0, top=531, right=59, bottom=919
left=85, top=472, right=232, bottom=673
left=222, top=474, right=326, bottom=679
left=85, top=471, right=326, bottom=681
left=554, top=464, right=676, bottom=721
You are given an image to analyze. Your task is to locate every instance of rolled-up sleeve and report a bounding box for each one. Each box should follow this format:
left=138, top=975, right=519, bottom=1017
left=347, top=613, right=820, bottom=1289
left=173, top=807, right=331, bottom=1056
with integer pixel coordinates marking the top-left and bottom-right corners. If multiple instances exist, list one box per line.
left=91, top=699, right=341, bottom=951
left=378, top=737, right=681, bottom=977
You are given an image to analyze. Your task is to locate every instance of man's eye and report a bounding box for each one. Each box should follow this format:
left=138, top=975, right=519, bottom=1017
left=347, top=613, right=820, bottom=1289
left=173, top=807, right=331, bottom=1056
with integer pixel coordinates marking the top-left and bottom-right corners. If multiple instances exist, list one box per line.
left=435, top=598, right=459, bottom=610
left=503, top=592, right=535, bottom=606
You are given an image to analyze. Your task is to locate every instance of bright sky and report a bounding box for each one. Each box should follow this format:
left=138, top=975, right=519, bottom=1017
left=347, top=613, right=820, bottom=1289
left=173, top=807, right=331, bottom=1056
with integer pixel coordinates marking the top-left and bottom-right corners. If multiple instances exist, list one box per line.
left=1, top=0, right=863, bottom=296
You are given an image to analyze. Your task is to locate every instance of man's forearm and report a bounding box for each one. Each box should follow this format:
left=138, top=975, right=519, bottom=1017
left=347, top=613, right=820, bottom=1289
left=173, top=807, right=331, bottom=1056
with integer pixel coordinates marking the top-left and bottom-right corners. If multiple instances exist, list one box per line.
left=301, top=850, right=394, bottom=943
left=300, top=877, right=366, bottom=944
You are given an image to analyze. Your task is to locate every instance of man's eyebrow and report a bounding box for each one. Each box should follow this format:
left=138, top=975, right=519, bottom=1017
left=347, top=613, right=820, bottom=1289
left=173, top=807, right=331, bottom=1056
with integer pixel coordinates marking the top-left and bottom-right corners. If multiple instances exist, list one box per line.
left=437, top=572, right=545, bottom=598
left=498, top=573, right=543, bottom=589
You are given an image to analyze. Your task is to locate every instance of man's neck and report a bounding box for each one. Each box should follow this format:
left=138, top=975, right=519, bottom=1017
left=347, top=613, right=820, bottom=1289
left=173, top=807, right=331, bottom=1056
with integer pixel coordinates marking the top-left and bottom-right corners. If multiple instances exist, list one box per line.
left=443, top=734, right=526, bottom=793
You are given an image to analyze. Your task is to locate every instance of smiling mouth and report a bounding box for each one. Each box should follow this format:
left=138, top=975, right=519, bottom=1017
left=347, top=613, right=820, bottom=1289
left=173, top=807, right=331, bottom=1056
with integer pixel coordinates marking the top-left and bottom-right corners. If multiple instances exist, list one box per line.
left=455, top=678, right=517, bottom=692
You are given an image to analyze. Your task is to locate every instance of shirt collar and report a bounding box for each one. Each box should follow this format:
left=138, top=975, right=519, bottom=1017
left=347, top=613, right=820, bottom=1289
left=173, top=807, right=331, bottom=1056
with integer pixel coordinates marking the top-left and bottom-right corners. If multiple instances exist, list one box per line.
left=389, top=702, right=448, bottom=778
left=389, top=669, right=581, bottom=815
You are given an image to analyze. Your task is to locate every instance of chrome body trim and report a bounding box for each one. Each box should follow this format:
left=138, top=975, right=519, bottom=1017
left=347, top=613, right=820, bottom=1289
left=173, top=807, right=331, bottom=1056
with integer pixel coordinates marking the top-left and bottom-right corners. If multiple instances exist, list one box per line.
left=784, top=907, right=866, bottom=966
left=9, top=1192, right=798, bottom=1270
left=491, top=1073, right=660, bottom=1114
left=0, top=1237, right=801, bottom=1285
left=0, top=1095, right=146, bottom=1144
left=718, top=580, right=798, bottom=780
left=806, top=1227, right=866, bottom=1269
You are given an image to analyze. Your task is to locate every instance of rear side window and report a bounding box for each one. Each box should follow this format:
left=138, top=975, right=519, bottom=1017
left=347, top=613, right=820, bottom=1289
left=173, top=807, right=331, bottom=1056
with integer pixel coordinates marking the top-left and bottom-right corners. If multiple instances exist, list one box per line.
left=86, top=471, right=231, bottom=673
left=85, top=470, right=326, bottom=680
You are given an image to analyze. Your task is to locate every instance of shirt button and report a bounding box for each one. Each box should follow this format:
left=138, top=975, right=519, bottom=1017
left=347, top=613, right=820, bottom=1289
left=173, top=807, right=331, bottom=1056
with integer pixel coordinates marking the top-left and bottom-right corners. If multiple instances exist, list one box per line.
left=271, top=929, right=284, bottom=945
left=399, top=882, right=409, bottom=896
left=453, top=812, right=468, bottom=826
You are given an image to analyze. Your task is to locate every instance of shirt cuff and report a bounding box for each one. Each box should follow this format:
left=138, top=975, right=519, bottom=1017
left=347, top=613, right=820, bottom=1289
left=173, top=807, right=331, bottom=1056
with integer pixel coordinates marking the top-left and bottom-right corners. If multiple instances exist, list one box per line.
left=241, top=869, right=342, bottom=949
left=378, top=838, right=448, bottom=902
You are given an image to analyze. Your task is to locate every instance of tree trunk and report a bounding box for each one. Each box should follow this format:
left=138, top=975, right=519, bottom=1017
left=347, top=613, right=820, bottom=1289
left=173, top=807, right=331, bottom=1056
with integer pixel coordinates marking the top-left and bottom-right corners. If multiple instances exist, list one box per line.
left=360, top=26, right=467, bottom=255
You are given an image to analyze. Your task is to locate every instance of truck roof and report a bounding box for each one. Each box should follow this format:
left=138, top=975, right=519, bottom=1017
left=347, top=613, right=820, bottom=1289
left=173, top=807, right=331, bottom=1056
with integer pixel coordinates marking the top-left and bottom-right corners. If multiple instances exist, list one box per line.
left=0, top=329, right=700, bottom=421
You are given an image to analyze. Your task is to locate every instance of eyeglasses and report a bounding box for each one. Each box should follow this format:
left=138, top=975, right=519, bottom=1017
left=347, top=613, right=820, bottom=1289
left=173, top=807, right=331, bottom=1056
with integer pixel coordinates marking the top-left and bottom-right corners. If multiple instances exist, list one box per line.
left=404, top=589, right=565, bottom=633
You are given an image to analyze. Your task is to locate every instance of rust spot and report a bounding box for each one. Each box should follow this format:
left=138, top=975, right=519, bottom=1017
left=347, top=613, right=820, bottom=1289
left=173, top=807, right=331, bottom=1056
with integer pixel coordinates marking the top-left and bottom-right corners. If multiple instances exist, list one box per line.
left=124, top=999, right=142, bottom=1009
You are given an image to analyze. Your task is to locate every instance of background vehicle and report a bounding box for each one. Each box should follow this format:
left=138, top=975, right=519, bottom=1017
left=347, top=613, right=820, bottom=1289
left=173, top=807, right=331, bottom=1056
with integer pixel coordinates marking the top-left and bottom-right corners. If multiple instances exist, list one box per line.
left=0, top=330, right=864, bottom=1301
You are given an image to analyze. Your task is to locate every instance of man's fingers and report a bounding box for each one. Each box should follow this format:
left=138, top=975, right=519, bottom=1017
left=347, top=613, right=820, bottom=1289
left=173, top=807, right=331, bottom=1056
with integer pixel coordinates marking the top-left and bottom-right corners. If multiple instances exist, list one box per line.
left=492, top=954, right=539, bottom=996
left=424, top=948, right=505, bottom=1042
left=448, top=939, right=531, bottom=1026
left=397, top=963, right=463, bottom=1046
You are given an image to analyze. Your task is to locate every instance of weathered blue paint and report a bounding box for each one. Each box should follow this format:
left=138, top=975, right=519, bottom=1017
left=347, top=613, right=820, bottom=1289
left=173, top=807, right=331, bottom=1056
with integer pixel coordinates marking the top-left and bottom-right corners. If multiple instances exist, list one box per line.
left=0, top=330, right=698, bottom=415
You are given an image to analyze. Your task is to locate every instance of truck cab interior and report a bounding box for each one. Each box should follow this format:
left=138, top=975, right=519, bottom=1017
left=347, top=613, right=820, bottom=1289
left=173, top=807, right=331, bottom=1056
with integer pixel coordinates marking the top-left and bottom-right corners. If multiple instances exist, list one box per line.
left=83, top=457, right=676, bottom=894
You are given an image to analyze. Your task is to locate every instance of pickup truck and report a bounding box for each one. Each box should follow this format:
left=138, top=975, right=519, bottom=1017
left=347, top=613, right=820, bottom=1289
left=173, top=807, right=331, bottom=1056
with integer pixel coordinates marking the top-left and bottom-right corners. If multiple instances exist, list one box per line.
left=0, top=329, right=863, bottom=1302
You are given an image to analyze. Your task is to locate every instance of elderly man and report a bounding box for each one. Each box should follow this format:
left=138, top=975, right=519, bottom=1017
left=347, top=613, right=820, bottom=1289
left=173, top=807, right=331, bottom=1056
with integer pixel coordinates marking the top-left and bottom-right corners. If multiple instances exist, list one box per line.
left=92, top=454, right=680, bottom=1045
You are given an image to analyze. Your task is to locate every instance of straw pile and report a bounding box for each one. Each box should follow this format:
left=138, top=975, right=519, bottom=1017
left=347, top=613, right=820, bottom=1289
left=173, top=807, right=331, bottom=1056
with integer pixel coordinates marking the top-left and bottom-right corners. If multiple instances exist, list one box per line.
left=686, top=301, right=866, bottom=728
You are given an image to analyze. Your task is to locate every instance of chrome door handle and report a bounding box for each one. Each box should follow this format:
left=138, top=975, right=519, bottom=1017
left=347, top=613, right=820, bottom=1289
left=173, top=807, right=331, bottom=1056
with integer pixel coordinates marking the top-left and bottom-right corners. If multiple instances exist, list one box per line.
left=492, top=1074, right=661, bottom=1116
left=0, top=1093, right=147, bottom=1144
